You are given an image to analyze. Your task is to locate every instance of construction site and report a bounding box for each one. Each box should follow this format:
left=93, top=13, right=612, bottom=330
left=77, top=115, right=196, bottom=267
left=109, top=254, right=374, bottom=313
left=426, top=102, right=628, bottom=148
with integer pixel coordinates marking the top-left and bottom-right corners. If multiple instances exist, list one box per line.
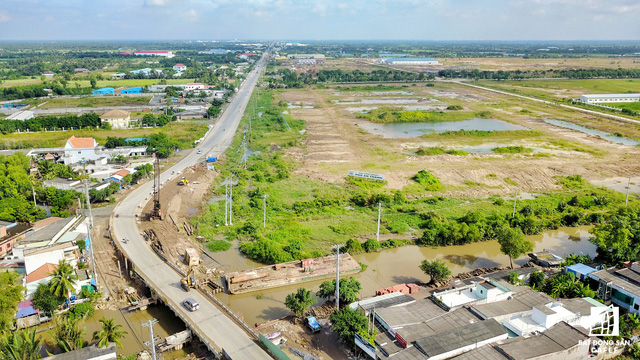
left=225, top=254, right=362, bottom=294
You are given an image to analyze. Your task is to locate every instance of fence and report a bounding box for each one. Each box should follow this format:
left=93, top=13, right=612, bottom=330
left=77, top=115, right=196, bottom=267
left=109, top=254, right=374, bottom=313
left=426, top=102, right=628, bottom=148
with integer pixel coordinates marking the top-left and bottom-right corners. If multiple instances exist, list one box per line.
left=258, top=334, right=291, bottom=360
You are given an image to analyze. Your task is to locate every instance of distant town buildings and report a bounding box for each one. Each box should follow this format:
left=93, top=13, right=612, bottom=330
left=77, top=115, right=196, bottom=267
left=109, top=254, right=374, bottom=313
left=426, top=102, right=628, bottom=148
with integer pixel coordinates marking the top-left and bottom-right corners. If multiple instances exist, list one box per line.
left=134, top=50, right=174, bottom=58
left=100, top=109, right=131, bottom=129
left=578, top=93, right=640, bottom=104
left=198, top=49, right=229, bottom=55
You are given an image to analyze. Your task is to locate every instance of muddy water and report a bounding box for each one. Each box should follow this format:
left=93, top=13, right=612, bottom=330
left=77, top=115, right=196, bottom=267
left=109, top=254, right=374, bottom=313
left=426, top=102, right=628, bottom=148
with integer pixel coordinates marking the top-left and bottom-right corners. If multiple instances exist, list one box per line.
left=207, top=226, right=596, bottom=326
left=37, top=304, right=187, bottom=358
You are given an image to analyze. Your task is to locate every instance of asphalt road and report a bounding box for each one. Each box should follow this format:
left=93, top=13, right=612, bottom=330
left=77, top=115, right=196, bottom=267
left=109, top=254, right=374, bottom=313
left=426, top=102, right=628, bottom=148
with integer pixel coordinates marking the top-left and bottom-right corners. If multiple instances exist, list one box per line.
left=111, top=55, right=271, bottom=359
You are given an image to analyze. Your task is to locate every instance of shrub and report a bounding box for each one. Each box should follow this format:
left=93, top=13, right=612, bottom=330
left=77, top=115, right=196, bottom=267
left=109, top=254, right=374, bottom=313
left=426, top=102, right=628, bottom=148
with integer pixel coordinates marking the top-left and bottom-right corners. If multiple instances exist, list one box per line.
left=413, top=170, right=442, bottom=191
left=446, top=105, right=463, bottom=110
left=362, top=239, right=380, bottom=253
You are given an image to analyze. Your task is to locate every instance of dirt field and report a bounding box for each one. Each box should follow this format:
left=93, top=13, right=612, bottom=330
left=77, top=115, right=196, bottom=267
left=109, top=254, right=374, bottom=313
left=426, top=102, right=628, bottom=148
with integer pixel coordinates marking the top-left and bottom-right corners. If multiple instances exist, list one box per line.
left=280, top=82, right=640, bottom=197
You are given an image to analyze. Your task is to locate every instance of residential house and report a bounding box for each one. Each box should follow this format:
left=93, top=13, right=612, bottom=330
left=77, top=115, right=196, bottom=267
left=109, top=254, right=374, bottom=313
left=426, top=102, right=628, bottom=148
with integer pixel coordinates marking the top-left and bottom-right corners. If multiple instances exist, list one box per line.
left=45, top=343, right=116, bottom=360
left=43, top=177, right=82, bottom=191
left=42, top=71, right=55, bottom=77
left=63, top=136, right=99, bottom=165
left=173, top=63, right=187, bottom=72
left=74, top=68, right=89, bottom=73
left=100, top=109, right=131, bottom=129
left=433, top=279, right=513, bottom=310
left=452, top=321, right=590, bottom=360
left=589, top=263, right=640, bottom=315
left=567, top=263, right=597, bottom=281
left=24, top=262, right=57, bottom=299
left=184, top=83, right=205, bottom=91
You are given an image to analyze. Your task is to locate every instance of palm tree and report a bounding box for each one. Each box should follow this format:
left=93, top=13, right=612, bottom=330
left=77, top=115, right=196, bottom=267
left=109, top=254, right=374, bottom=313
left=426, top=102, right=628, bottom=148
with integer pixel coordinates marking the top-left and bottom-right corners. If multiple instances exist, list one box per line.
left=48, top=260, right=78, bottom=301
left=49, top=314, right=86, bottom=352
left=92, top=317, right=128, bottom=348
left=0, top=328, right=42, bottom=360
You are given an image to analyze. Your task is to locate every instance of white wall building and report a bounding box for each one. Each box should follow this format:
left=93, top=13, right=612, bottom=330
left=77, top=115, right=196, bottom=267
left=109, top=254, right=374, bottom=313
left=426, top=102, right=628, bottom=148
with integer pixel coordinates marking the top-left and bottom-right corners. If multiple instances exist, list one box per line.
left=63, top=136, right=99, bottom=165
left=184, top=83, right=206, bottom=91
left=579, top=94, right=640, bottom=104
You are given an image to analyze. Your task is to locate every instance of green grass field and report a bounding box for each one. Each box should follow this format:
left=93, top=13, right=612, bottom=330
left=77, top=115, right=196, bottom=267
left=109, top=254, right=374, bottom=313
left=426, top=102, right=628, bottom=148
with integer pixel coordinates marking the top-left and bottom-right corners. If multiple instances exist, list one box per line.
left=475, top=78, right=640, bottom=99
left=37, top=96, right=153, bottom=109
left=0, top=122, right=207, bottom=150
left=608, top=102, right=640, bottom=112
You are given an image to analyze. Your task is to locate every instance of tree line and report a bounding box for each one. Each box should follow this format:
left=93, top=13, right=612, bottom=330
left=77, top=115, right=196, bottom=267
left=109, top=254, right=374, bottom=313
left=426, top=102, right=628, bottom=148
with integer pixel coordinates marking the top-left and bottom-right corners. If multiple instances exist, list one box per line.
left=438, top=67, right=640, bottom=80
left=0, top=113, right=100, bottom=135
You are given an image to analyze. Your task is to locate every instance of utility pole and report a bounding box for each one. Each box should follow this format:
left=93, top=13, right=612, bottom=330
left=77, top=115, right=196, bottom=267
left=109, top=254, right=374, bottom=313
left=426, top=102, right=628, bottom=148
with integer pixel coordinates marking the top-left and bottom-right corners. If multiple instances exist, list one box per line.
left=229, top=178, right=233, bottom=225
left=142, top=319, right=159, bottom=360
left=263, top=194, right=268, bottom=228
left=82, top=161, right=97, bottom=288
left=224, top=181, right=228, bottom=226
left=376, top=202, right=382, bottom=242
left=512, top=190, right=518, bottom=217
left=332, top=243, right=344, bottom=312
left=626, top=177, right=631, bottom=206
left=31, top=184, right=37, bottom=207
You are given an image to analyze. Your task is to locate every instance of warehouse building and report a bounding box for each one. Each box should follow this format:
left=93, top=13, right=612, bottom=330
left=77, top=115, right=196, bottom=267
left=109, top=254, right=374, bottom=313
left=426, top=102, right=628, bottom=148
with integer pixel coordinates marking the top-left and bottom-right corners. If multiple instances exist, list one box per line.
left=121, top=87, right=142, bottom=94
left=380, top=57, right=440, bottom=65
left=92, top=87, right=114, bottom=95
left=134, top=50, right=174, bottom=58
left=287, top=54, right=326, bottom=60
left=579, top=94, right=640, bottom=104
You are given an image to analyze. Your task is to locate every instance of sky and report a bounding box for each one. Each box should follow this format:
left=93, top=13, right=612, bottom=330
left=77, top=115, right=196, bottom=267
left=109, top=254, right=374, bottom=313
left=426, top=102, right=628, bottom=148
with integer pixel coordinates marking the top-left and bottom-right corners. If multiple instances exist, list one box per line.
left=0, top=0, right=639, bottom=41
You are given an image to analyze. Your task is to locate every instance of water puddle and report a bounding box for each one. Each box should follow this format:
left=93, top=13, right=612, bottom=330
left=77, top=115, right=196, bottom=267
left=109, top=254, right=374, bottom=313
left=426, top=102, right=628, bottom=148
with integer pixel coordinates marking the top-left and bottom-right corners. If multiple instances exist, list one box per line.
left=359, top=118, right=529, bottom=139
left=544, top=119, right=639, bottom=146
left=287, top=103, right=314, bottom=109
left=334, top=98, right=427, bottom=105
left=370, top=91, right=415, bottom=96
left=345, top=105, right=446, bottom=113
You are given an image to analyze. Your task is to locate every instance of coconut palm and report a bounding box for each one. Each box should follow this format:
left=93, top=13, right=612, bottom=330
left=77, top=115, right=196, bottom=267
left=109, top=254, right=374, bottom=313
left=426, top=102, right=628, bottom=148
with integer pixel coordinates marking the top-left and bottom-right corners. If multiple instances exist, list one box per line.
left=48, top=260, right=78, bottom=300
left=49, top=314, right=86, bottom=352
left=0, top=328, right=42, bottom=360
left=92, top=317, right=128, bottom=348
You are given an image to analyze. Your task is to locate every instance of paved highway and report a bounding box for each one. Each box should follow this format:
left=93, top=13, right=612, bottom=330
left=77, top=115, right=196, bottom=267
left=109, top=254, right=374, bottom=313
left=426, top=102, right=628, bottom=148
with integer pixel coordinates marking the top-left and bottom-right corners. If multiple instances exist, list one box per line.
left=111, top=55, right=272, bottom=359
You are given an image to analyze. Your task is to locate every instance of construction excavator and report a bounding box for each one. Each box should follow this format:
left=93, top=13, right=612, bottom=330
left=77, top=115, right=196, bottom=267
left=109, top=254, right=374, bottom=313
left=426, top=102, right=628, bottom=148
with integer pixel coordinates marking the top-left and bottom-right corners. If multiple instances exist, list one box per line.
left=180, top=267, right=197, bottom=292
left=178, top=177, right=189, bottom=186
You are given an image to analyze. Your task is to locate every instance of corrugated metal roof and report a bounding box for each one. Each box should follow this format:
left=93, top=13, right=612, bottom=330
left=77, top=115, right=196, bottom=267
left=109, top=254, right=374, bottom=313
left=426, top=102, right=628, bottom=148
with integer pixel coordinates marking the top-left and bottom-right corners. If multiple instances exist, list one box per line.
left=415, top=318, right=506, bottom=357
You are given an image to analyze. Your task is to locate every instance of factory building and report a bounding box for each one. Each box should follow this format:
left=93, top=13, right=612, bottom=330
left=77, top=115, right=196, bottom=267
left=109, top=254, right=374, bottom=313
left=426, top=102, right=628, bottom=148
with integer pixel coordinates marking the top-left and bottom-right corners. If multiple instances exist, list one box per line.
left=133, top=50, right=174, bottom=58
left=579, top=94, right=640, bottom=104
left=380, top=57, right=440, bottom=65
left=92, top=87, right=114, bottom=95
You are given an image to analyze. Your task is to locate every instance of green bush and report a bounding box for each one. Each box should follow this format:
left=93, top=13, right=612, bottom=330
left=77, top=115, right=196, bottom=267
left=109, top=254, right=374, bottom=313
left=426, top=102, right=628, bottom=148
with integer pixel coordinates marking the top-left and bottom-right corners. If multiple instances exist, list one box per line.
left=446, top=105, right=463, bottom=110
left=413, top=170, right=443, bottom=191
left=67, top=302, right=95, bottom=321
left=344, top=238, right=363, bottom=254
left=362, top=239, right=380, bottom=252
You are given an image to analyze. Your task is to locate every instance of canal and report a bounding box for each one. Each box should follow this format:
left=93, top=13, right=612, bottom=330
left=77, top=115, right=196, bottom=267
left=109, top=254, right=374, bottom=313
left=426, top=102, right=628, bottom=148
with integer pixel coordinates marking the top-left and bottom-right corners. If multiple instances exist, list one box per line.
left=207, top=225, right=596, bottom=326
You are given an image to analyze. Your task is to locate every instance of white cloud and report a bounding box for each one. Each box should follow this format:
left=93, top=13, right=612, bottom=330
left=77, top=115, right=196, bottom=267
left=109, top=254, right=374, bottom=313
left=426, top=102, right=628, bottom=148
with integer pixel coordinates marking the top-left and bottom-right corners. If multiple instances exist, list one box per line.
left=185, top=8, right=198, bottom=21
left=0, top=11, right=10, bottom=23
left=312, top=3, right=327, bottom=16
left=144, top=0, right=172, bottom=7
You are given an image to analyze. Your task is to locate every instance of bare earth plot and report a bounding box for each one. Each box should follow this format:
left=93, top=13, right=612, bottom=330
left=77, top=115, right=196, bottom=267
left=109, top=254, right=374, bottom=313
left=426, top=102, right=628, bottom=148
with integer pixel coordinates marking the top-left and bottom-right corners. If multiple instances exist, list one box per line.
left=280, top=82, right=640, bottom=197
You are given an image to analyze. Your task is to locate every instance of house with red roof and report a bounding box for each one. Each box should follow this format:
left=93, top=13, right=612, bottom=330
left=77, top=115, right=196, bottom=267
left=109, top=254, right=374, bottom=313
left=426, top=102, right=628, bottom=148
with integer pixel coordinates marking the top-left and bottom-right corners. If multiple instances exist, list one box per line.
left=173, top=63, right=187, bottom=72
left=119, top=51, right=133, bottom=55
left=63, top=136, right=99, bottom=165
left=42, top=71, right=55, bottom=77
